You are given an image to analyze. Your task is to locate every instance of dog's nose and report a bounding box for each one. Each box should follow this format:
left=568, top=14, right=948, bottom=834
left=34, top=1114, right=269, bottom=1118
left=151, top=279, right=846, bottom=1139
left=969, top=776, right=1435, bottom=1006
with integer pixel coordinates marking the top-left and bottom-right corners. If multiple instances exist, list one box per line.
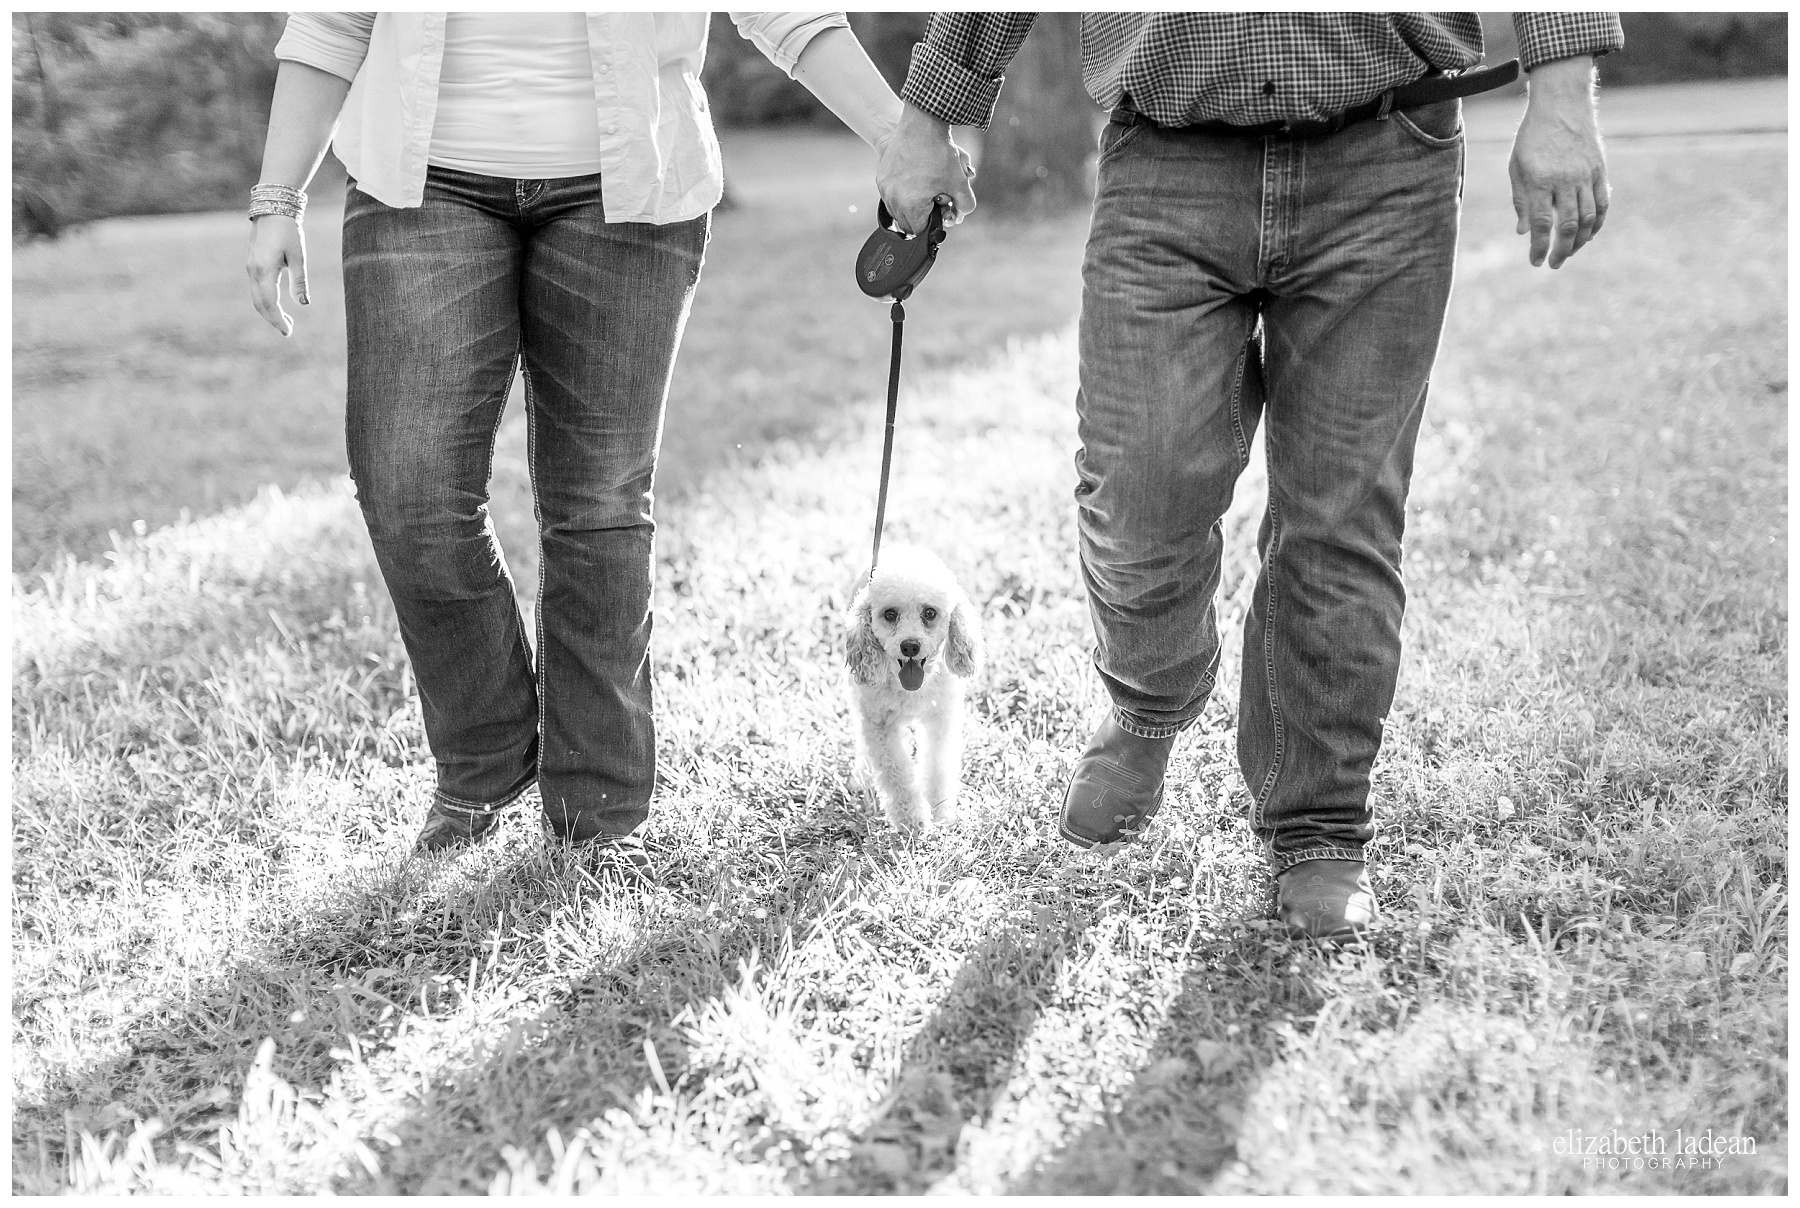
left=900, top=639, right=921, bottom=659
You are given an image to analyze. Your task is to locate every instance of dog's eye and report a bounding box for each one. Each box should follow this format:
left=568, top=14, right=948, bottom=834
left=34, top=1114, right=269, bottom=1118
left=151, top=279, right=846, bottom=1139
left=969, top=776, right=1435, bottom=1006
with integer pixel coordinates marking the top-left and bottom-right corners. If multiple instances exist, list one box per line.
left=921, top=607, right=938, bottom=623
left=881, top=607, right=899, bottom=624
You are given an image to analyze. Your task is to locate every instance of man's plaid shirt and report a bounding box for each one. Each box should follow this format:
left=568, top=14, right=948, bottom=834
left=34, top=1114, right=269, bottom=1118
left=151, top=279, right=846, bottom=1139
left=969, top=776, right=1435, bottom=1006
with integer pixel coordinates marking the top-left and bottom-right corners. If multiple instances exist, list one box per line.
left=902, top=12, right=1624, bottom=129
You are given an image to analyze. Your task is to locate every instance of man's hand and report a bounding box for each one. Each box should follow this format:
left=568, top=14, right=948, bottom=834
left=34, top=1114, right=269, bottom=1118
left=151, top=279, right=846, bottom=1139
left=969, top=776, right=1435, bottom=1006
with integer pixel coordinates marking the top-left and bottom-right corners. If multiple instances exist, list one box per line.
left=246, top=214, right=309, bottom=337
left=1509, top=55, right=1610, bottom=269
left=876, top=101, right=977, bottom=235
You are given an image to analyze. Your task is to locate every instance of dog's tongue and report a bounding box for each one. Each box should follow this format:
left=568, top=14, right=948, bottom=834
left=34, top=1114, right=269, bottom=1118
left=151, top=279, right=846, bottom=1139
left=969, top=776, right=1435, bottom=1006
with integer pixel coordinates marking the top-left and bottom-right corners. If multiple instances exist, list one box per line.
left=899, top=658, right=925, bottom=692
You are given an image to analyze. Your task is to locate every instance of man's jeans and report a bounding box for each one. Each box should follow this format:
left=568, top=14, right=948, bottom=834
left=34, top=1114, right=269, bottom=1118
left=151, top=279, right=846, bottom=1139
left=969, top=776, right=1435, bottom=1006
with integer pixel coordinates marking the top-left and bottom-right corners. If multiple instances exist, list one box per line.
left=342, top=167, right=707, bottom=841
left=1076, top=101, right=1463, bottom=870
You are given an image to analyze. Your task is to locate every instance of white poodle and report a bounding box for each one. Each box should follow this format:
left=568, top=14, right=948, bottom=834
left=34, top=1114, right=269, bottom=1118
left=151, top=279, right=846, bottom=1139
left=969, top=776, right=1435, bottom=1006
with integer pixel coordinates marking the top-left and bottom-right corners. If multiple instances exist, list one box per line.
left=843, top=544, right=984, bottom=833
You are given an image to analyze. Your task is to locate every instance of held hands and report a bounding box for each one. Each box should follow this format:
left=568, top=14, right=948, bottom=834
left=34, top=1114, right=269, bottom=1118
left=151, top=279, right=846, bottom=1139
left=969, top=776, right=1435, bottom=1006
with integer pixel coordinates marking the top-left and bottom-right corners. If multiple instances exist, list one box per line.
left=246, top=215, right=309, bottom=336
left=876, top=102, right=978, bottom=236
left=1509, top=56, right=1610, bottom=269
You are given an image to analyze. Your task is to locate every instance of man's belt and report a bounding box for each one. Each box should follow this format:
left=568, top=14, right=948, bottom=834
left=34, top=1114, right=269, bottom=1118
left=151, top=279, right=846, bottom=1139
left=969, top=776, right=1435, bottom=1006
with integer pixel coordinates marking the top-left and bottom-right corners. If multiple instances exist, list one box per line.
left=1111, top=58, right=1520, bottom=140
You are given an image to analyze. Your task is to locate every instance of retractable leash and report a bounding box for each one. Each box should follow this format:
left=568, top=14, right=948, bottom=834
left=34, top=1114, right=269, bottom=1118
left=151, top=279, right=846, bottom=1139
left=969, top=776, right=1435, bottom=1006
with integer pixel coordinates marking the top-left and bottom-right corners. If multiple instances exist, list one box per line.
left=855, top=199, right=948, bottom=580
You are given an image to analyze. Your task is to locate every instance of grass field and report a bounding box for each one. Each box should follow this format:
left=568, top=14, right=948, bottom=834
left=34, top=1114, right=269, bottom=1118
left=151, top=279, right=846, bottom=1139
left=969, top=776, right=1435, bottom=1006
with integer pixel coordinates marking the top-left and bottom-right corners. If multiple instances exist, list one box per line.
left=9, top=127, right=1088, bottom=577
left=11, top=83, right=1788, bottom=1192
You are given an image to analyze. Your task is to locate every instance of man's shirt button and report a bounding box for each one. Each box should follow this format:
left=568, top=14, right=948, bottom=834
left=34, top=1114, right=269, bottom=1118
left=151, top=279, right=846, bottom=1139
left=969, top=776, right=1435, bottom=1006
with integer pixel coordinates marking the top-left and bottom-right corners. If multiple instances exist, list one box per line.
left=1262, top=80, right=1276, bottom=96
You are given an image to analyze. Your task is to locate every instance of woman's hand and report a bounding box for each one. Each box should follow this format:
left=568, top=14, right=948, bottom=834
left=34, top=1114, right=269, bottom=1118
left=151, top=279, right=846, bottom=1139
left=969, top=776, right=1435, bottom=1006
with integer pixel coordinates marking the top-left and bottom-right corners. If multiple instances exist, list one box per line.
left=246, top=60, right=352, bottom=334
left=247, top=214, right=308, bottom=336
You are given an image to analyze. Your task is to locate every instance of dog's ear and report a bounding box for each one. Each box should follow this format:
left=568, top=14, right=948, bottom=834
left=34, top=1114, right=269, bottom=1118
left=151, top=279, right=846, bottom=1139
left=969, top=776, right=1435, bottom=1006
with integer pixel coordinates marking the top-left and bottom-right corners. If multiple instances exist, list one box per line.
left=844, top=586, right=886, bottom=685
left=945, top=585, right=984, bottom=678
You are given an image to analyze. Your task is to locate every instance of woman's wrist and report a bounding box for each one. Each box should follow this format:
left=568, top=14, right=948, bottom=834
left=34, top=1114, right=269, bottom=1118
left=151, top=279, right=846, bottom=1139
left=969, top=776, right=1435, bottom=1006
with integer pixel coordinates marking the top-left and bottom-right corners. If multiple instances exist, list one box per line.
left=868, top=101, right=903, bottom=156
left=790, top=25, right=904, bottom=152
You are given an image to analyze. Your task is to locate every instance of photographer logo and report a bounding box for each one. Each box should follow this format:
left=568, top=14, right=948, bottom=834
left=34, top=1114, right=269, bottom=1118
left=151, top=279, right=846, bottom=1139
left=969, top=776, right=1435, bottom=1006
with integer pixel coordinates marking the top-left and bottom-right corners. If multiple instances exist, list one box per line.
left=1554, top=1126, right=1757, bottom=1172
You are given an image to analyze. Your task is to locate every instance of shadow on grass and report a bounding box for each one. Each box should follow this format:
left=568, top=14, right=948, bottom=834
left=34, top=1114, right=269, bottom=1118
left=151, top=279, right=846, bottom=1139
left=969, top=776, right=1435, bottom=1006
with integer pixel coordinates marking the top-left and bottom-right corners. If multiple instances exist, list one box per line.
left=12, top=792, right=877, bottom=1193
left=793, top=858, right=1306, bottom=1194
left=799, top=910, right=1087, bottom=1193
left=16, top=756, right=1307, bottom=1196
left=1006, top=934, right=1297, bottom=1194
left=13, top=850, right=520, bottom=1191
left=344, top=790, right=912, bottom=1193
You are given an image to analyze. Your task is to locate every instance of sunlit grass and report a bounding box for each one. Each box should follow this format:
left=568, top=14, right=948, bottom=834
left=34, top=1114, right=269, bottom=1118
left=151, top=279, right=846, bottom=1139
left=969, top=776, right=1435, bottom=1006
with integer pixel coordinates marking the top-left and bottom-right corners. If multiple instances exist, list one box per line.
left=9, top=128, right=1089, bottom=577
left=11, top=120, right=1786, bottom=1192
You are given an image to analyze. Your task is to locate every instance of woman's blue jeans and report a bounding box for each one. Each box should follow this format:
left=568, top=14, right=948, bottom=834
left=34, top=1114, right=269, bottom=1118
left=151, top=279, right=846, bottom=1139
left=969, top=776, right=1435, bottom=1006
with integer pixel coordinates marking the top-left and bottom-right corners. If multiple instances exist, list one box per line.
left=342, top=167, right=707, bottom=841
left=1075, top=101, right=1464, bottom=870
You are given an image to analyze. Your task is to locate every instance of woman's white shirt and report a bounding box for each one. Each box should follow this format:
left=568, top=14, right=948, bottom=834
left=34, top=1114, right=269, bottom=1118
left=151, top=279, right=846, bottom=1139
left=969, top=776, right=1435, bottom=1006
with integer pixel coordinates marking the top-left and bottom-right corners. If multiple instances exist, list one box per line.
left=428, top=13, right=604, bottom=179
left=274, top=12, right=847, bottom=223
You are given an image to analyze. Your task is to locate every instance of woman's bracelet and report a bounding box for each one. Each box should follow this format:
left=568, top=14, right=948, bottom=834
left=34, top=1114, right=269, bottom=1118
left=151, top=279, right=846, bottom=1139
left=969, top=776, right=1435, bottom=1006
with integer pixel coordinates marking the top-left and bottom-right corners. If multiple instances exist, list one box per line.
left=248, top=183, right=306, bottom=222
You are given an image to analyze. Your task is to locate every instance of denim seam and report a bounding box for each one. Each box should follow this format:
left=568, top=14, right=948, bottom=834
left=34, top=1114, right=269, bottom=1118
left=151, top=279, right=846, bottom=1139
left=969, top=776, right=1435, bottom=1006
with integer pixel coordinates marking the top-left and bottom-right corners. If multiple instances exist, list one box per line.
left=1274, top=846, right=1367, bottom=873
left=1251, top=501, right=1286, bottom=836
left=1255, top=141, right=1272, bottom=281
left=1292, top=142, right=1308, bottom=262
left=1271, top=143, right=1290, bottom=278
left=1227, top=343, right=1250, bottom=469
left=522, top=360, right=550, bottom=820
left=438, top=339, right=529, bottom=817
left=433, top=779, right=535, bottom=816
left=1229, top=310, right=1263, bottom=471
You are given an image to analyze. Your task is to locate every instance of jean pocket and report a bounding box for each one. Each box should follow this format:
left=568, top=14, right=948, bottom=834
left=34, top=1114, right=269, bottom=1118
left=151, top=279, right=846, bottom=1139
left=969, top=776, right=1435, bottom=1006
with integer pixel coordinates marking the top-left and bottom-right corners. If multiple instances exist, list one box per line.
left=1391, top=99, right=1463, bottom=149
left=1096, top=119, right=1149, bottom=165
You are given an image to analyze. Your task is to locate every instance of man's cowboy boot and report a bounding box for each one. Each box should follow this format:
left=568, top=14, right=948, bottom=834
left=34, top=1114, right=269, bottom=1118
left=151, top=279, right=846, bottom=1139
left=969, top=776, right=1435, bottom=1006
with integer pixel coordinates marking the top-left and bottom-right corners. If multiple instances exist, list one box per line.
left=1058, top=714, right=1176, bottom=848
left=1276, top=859, right=1379, bottom=941
left=558, top=829, right=655, bottom=884
left=413, top=800, right=503, bottom=853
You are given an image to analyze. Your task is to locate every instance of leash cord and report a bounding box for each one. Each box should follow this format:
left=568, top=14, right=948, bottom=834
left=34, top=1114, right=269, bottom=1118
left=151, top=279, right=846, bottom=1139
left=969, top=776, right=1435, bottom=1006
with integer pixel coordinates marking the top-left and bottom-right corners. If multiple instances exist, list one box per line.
left=869, top=299, right=905, bottom=575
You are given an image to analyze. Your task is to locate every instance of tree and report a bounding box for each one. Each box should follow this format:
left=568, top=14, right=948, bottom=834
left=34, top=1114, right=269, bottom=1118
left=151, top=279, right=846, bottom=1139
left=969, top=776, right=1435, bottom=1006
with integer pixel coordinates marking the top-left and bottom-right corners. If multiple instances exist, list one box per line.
left=700, top=12, right=927, bottom=127
left=1480, top=11, right=1786, bottom=91
left=848, top=12, right=931, bottom=91
left=13, top=13, right=286, bottom=239
left=975, top=15, right=1098, bottom=219
left=1604, top=13, right=1787, bottom=85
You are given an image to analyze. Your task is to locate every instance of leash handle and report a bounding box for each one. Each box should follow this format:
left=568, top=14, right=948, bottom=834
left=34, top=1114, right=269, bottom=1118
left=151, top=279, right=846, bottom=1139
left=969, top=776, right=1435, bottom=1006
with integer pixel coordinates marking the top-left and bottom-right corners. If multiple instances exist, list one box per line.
left=855, top=202, right=947, bottom=302
left=869, top=300, right=904, bottom=575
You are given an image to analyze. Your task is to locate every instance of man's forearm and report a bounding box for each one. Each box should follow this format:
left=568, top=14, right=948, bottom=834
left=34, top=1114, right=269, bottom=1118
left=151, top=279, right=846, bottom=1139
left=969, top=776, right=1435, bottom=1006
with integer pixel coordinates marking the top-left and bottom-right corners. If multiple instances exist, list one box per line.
left=1526, top=55, right=1597, bottom=105
left=901, top=12, right=1038, bottom=130
left=1511, top=11, right=1623, bottom=73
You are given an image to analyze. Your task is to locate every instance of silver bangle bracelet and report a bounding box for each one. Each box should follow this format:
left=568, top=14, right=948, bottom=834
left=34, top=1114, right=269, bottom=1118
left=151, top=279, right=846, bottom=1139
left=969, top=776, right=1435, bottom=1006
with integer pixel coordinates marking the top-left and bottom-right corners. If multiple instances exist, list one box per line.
left=248, top=201, right=305, bottom=222
left=249, top=183, right=307, bottom=222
